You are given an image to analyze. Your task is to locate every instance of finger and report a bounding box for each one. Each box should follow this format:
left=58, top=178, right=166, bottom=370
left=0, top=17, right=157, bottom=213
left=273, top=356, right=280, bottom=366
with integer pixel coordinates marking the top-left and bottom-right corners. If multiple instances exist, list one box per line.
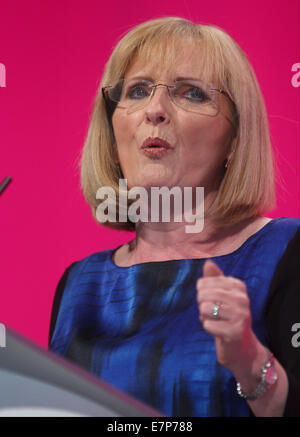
left=199, top=301, right=231, bottom=321
left=203, top=259, right=224, bottom=277
left=196, top=275, right=245, bottom=291
left=197, top=288, right=247, bottom=306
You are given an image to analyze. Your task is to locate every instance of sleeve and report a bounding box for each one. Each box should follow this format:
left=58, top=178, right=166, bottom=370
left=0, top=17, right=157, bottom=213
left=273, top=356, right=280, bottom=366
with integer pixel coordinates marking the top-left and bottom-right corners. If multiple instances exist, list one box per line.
left=264, top=226, right=300, bottom=417
left=48, top=262, right=78, bottom=348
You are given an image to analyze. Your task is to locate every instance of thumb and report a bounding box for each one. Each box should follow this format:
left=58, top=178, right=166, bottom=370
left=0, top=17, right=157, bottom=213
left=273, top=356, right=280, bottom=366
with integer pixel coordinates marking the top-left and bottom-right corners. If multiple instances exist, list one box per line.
left=203, top=259, right=224, bottom=277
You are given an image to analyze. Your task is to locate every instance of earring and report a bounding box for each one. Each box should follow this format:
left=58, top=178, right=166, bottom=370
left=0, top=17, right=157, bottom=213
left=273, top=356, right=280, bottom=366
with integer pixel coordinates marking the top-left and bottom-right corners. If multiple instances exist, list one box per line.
left=225, top=159, right=229, bottom=169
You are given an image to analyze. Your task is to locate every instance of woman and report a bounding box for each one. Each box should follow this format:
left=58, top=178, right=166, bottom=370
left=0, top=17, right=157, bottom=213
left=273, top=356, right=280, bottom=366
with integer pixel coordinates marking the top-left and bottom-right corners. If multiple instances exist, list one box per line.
left=49, top=17, right=300, bottom=417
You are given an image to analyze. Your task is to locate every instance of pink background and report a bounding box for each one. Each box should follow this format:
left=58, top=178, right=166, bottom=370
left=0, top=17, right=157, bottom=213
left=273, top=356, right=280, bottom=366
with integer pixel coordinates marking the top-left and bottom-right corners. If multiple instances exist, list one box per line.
left=0, top=0, right=299, bottom=349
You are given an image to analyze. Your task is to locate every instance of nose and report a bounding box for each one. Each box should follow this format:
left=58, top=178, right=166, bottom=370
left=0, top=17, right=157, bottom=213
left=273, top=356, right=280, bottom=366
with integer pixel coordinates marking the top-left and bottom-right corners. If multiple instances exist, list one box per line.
left=144, top=85, right=171, bottom=125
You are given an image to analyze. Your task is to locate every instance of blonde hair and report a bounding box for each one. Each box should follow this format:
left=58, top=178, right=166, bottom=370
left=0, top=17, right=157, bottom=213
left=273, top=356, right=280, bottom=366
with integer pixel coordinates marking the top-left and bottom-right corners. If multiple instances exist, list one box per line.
left=80, top=16, right=276, bottom=231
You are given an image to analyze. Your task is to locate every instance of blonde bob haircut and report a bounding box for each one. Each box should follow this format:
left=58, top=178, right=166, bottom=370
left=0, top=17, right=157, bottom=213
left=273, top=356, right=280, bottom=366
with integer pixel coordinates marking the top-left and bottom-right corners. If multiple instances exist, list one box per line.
left=80, top=16, right=276, bottom=231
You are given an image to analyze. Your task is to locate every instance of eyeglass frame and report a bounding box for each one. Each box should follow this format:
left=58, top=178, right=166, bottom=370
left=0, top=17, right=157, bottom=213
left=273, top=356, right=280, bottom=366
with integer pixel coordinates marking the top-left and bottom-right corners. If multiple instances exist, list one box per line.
left=102, top=79, right=237, bottom=124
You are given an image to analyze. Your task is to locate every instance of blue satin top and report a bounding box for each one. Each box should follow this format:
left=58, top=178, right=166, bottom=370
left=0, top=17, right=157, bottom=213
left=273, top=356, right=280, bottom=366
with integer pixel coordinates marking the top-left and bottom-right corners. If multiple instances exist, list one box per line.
left=49, top=217, right=300, bottom=416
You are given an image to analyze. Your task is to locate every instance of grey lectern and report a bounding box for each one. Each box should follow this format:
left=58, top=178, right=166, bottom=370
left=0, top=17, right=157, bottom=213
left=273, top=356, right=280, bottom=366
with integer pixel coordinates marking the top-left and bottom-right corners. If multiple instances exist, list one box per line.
left=0, top=327, right=164, bottom=417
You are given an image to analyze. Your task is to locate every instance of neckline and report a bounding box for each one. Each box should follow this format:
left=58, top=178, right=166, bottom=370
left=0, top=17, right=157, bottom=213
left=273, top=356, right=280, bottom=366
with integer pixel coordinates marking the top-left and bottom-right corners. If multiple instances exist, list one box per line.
left=108, top=217, right=284, bottom=270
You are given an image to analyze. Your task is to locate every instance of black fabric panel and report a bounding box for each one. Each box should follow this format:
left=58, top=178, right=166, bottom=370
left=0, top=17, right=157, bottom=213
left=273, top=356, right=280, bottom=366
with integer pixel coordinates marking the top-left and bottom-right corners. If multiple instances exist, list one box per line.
left=265, top=227, right=300, bottom=416
left=48, top=262, right=78, bottom=346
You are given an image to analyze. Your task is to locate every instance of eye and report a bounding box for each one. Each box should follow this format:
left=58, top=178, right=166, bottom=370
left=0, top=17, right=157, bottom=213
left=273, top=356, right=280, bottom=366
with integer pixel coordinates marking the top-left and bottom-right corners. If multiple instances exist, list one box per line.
left=183, top=86, right=209, bottom=102
left=125, top=82, right=151, bottom=100
left=175, top=83, right=211, bottom=103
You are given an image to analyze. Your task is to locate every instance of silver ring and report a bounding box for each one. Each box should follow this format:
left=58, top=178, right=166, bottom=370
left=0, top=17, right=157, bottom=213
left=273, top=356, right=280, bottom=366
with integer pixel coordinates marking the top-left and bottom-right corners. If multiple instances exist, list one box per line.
left=212, top=302, right=221, bottom=319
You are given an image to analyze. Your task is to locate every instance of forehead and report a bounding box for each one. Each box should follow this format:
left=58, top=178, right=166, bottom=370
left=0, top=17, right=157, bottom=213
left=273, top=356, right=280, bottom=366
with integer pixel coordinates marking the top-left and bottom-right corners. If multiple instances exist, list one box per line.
left=124, top=39, right=214, bottom=84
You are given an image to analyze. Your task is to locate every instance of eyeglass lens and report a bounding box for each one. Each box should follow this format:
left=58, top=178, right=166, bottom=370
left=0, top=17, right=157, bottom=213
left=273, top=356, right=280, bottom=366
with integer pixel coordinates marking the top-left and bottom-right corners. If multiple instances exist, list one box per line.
left=107, top=79, right=220, bottom=116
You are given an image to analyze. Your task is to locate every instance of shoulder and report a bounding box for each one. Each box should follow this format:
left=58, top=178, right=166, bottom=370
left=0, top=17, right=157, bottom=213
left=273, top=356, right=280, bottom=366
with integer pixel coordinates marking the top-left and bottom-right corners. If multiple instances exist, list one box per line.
left=63, top=247, right=119, bottom=279
left=239, top=217, right=300, bottom=260
left=54, top=244, right=122, bottom=296
left=253, top=217, right=300, bottom=248
left=267, top=217, right=300, bottom=233
left=269, top=217, right=300, bottom=249
left=48, top=247, right=118, bottom=347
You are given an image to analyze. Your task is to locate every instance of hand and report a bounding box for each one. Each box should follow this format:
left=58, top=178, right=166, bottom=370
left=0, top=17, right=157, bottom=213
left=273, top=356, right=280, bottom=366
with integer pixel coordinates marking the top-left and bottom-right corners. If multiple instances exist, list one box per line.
left=196, top=259, right=264, bottom=377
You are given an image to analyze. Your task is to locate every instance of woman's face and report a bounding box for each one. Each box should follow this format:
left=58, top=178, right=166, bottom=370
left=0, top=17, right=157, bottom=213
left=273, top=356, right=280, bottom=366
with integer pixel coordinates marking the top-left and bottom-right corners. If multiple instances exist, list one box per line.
left=112, top=41, right=235, bottom=195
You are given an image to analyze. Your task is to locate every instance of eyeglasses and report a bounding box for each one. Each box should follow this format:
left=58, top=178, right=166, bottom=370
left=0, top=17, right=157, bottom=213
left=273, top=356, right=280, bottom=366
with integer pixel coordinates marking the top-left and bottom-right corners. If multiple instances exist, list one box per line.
left=102, top=79, right=235, bottom=117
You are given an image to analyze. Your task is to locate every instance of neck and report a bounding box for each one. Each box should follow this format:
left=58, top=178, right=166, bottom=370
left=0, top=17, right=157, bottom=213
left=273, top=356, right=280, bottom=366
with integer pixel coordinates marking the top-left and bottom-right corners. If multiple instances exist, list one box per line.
left=120, top=187, right=262, bottom=265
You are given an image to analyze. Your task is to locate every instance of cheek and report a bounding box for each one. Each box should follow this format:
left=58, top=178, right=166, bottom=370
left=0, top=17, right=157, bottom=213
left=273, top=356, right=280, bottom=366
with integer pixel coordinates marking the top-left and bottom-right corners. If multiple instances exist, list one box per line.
left=112, top=112, right=139, bottom=179
left=181, top=116, right=233, bottom=152
left=112, top=111, right=140, bottom=160
left=112, top=112, right=129, bottom=144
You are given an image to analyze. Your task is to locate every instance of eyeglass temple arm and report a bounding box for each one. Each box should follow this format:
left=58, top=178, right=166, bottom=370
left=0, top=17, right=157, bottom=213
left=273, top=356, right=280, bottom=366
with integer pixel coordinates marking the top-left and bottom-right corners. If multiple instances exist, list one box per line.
left=211, top=88, right=234, bottom=104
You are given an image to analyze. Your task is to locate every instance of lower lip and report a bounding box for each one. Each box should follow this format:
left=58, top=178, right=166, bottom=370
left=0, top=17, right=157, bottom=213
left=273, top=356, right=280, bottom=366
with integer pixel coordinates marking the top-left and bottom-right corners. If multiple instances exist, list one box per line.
left=141, top=147, right=171, bottom=158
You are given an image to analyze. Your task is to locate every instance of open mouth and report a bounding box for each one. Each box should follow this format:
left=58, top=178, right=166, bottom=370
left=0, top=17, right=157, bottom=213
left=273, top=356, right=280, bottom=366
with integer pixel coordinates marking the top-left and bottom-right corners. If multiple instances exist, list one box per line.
left=140, top=137, right=174, bottom=158
left=141, top=137, right=173, bottom=150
